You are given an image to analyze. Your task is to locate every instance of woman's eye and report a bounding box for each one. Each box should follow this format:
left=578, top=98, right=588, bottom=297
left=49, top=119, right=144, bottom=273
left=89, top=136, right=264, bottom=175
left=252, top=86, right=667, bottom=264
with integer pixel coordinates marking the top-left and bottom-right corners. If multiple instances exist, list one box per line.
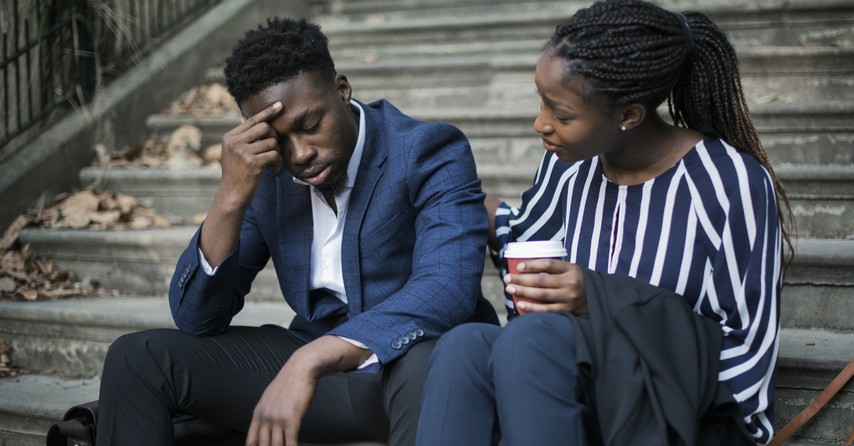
left=554, top=115, right=570, bottom=124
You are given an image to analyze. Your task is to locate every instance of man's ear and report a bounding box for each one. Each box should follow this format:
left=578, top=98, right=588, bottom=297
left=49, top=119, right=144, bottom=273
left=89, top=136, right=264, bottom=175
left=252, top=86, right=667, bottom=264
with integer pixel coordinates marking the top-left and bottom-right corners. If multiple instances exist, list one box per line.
left=336, top=74, right=352, bottom=103
left=618, top=103, right=646, bottom=131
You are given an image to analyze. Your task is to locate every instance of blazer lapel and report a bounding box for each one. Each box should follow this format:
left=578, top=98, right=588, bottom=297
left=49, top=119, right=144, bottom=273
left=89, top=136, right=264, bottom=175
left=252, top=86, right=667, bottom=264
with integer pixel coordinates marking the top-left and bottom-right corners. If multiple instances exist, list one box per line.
left=342, top=104, right=386, bottom=317
left=277, top=175, right=312, bottom=317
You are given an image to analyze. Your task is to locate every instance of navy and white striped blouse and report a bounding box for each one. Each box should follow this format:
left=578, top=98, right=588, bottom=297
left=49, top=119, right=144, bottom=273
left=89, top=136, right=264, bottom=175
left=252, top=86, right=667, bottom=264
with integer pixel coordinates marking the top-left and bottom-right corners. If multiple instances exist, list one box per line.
left=494, top=138, right=782, bottom=444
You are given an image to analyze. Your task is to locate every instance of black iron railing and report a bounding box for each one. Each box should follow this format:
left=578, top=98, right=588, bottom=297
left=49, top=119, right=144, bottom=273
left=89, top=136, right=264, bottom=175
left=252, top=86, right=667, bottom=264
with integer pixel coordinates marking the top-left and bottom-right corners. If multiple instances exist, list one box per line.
left=0, top=0, right=218, bottom=149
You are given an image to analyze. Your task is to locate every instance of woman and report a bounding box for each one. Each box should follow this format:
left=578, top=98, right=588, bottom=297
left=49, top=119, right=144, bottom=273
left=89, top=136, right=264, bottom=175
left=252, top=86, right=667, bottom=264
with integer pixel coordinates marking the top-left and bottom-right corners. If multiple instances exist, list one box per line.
left=416, top=0, right=792, bottom=445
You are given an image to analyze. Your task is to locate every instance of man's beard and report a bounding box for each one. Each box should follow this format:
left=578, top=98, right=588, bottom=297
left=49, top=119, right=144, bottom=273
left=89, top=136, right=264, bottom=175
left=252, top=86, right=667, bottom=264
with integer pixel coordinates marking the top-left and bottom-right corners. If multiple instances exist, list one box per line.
left=319, top=173, right=348, bottom=197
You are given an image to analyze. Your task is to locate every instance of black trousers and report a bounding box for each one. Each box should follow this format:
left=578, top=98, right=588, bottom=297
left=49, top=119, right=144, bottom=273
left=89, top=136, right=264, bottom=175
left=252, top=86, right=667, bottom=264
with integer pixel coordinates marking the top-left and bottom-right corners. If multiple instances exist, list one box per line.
left=96, top=325, right=434, bottom=446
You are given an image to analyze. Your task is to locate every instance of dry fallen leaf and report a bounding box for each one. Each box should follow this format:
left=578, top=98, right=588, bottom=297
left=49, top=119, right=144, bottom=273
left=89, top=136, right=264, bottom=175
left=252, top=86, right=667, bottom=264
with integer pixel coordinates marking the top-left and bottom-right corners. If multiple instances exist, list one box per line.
left=59, top=191, right=100, bottom=229
left=19, top=289, right=38, bottom=301
left=0, top=215, right=28, bottom=251
left=0, top=187, right=167, bottom=302
left=0, top=277, right=15, bottom=293
left=164, top=83, right=239, bottom=116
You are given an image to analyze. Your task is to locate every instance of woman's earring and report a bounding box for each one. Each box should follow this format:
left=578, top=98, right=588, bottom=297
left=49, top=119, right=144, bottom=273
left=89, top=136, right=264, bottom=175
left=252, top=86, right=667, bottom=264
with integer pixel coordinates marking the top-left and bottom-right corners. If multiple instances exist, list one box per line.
left=620, top=125, right=627, bottom=131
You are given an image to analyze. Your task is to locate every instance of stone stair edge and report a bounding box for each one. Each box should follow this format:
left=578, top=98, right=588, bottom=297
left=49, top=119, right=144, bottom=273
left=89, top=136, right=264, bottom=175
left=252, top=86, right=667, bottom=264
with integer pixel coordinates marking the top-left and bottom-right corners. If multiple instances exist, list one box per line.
left=0, top=375, right=99, bottom=420
left=0, top=371, right=841, bottom=446
left=0, top=295, right=294, bottom=330
left=145, top=99, right=854, bottom=129
left=17, top=225, right=854, bottom=263
left=0, top=294, right=850, bottom=368
left=328, top=45, right=854, bottom=71
left=79, top=163, right=854, bottom=185
left=778, top=327, right=854, bottom=370
left=309, top=0, right=854, bottom=15
left=313, top=0, right=854, bottom=32
left=200, top=46, right=851, bottom=79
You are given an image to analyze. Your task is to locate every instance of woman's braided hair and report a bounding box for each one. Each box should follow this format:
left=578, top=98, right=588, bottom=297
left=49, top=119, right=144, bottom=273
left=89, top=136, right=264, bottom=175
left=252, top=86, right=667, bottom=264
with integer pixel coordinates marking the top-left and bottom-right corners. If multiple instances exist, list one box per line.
left=547, top=0, right=793, bottom=261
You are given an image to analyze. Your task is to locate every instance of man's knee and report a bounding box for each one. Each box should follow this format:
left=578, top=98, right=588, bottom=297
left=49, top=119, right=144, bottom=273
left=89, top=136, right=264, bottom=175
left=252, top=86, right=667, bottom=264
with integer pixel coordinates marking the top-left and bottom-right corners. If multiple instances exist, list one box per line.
left=103, top=328, right=180, bottom=377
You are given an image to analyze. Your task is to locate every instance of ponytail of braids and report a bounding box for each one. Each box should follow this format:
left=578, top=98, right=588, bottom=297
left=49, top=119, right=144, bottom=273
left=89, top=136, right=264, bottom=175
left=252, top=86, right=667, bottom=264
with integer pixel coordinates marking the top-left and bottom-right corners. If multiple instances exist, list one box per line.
left=548, top=0, right=794, bottom=265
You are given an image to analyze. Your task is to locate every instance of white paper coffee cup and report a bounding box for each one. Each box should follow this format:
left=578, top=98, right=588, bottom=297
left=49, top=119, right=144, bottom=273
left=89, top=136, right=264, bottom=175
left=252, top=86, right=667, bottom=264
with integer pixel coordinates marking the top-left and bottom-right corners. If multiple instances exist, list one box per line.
left=504, top=240, right=567, bottom=315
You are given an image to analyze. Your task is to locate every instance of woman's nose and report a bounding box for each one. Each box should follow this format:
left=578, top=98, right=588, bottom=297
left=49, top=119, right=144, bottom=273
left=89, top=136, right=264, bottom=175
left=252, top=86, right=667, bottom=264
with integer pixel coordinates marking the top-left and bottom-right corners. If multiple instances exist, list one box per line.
left=533, top=111, right=553, bottom=135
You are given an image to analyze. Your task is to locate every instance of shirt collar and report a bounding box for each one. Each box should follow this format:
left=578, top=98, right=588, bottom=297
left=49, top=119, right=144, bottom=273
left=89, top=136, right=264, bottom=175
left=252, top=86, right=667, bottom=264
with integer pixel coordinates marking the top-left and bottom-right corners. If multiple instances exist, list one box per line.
left=292, top=99, right=365, bottom=189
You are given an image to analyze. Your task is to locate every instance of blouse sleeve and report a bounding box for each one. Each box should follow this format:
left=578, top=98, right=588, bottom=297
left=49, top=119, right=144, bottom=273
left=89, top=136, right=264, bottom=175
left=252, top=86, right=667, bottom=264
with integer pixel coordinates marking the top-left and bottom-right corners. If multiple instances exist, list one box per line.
left=700, top=153, right=783, bottom=444
left=493, top=152, right=576, bottom=316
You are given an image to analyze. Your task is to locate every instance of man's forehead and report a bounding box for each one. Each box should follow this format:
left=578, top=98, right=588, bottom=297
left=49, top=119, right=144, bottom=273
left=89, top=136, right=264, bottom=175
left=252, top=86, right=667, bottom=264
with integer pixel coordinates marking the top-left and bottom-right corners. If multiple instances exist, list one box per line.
left=240, top=75, right=328, bottom=117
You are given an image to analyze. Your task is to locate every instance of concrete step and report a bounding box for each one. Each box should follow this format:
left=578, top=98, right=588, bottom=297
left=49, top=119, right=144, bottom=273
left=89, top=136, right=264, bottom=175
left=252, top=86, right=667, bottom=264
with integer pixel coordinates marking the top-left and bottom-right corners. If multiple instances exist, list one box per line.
left=15, top=226, right=282, bottom=300
left=313, top=0, right=854, bottom=59
left=0, top=296, right=295, bottom=376
left=774, top=328, right=854, bottom=444
left=0, top=305, right=848, bottom=444
left=0, top=375, right=381, bottom=446
left=782, top=238, right=854, bottom=331
left=205, top=46, right=854, bottom=109
left=0, top=375, right=100, bottom=446
left=409, top=102, right=854, bottom=166
left=343, top=47, right=854, bottom=105
left=80, top=166, right=221, bottom=223
left=16, top=227, right=854, bottom=328
left=146, top=99, right=854, bottom=166
left=12, top=225, right=505, bottom=309
left=79, top=161, right=854, bottom=239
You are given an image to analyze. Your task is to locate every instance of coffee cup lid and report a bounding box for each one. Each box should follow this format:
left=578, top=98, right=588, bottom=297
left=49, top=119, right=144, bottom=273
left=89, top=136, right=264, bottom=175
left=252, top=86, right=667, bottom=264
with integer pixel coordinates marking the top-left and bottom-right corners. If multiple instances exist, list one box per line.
left=504, top=240, right=567, bottom=258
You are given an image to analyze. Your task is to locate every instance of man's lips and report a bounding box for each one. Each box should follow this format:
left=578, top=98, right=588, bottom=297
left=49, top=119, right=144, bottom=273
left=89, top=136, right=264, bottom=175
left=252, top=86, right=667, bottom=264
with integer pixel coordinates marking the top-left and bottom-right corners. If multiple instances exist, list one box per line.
left=300, top=165, right=331, bottom=186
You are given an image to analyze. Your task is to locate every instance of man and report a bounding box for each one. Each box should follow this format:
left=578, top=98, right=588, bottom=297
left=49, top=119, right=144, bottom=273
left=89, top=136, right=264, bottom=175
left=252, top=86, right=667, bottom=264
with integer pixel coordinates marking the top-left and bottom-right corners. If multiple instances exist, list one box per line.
left=96, top=17, right=498, bottom=446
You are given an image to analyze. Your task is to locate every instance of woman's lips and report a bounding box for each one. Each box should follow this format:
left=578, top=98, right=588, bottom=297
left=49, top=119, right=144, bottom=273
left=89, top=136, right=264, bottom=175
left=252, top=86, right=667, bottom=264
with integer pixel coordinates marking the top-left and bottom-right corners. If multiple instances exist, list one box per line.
left=542, top=138, right=562, bottom=152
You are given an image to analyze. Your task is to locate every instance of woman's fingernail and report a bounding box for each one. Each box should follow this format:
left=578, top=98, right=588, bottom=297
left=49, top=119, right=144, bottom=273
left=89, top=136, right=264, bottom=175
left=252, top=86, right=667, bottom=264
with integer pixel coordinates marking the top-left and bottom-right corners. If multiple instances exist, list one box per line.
left=517, top=262, right=525, bottom=271
left=506, top=285, right=516, bottom=295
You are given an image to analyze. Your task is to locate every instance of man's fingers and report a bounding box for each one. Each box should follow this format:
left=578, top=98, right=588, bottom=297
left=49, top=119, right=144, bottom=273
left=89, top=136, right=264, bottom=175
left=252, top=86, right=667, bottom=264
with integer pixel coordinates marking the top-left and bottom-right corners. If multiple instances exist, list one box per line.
left=285, top=427, right=299, bottom=446
left=271, top=428, right=286, bottom=446
left=243, top=101, right=283, bottom=129
left=258, top=424, right=272, bottom=446
left=245, top=419, right=260, bottom=446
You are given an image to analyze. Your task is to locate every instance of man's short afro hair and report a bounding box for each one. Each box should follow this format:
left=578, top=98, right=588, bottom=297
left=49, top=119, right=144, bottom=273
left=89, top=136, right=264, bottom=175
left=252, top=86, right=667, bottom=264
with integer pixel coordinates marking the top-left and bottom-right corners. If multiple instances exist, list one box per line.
left=223, top=17, right=336, bottom=106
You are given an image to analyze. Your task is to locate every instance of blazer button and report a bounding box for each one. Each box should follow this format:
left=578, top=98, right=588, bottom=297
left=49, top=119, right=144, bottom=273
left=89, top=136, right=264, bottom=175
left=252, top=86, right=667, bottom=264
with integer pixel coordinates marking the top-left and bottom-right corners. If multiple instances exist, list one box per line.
left=414, top=329, right=424, bottom=337
left=406, top=332, right=417, bottom=340
left=400, top=336, right=410, bottom=345
left=391, top=340, right=402, bottom=349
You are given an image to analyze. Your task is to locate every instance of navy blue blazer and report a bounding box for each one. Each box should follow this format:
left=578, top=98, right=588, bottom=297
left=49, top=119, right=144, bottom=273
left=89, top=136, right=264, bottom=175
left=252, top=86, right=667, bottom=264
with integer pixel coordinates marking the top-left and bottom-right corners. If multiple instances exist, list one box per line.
left=169, top=99, right=499, bottom=367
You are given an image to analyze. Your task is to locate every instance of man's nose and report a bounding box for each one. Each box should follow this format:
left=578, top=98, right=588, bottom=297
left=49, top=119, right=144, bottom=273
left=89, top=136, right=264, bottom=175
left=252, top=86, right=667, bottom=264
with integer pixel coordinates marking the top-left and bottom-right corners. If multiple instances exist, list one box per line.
left=288, top=138, right=316, bottom=165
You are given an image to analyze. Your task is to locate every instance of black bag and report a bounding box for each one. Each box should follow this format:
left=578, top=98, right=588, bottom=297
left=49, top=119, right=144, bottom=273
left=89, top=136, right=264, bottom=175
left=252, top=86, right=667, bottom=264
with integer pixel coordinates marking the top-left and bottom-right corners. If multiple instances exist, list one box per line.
left=46, top=400, right=98, bottom=446
left=46, top=400, right=245, bottom=446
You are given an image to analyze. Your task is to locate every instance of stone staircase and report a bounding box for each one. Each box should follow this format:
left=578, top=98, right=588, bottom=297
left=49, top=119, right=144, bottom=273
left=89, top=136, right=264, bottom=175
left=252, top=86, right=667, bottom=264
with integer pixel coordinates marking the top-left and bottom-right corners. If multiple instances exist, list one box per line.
left=1, top=0, right=852, bottom=444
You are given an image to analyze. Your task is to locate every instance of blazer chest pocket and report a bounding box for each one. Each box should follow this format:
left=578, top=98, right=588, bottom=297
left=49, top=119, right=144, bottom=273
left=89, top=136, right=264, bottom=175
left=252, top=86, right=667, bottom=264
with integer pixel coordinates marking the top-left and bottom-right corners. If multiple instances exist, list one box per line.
left=360, top=211, right=412, bottom=257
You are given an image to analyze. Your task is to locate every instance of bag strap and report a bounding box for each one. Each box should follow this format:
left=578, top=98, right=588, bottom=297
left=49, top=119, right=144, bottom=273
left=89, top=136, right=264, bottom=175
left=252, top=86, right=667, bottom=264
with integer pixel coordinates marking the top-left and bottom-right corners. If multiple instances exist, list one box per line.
left=769, top=357, right=854, bottom=446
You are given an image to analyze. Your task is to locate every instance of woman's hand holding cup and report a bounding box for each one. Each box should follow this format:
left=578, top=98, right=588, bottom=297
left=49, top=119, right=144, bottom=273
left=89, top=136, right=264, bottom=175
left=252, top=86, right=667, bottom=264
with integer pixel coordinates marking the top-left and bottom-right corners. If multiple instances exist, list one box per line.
left=503, top=241, right=588, bottom=315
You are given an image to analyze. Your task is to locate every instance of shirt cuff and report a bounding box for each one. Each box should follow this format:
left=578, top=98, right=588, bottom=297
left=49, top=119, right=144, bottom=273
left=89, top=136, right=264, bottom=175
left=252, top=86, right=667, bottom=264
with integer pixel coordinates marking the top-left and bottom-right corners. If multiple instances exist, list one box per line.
left=337, top=336, right=379, bottom=370
left=198, top=248, right=218, bottom=276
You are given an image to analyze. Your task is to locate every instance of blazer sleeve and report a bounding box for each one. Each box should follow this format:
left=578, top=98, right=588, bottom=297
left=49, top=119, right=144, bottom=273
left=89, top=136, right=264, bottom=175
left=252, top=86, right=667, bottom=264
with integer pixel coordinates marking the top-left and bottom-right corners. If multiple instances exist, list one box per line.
left=328, top=123, right=490, bottom=365
left=168, top=199, right=272, bottom=336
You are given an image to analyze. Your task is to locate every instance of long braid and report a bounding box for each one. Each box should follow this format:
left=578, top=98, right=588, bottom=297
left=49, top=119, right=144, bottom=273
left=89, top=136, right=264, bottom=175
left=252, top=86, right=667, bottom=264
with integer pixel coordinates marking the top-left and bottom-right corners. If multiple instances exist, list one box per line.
left=548, top=0, right=793, bottom=264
